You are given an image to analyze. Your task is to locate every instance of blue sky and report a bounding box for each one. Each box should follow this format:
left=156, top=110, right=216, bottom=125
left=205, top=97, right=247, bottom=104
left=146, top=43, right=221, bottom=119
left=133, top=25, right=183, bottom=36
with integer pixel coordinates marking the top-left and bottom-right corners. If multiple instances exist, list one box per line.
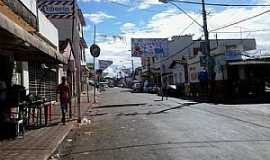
left=77, top=0, right=270, bottom=76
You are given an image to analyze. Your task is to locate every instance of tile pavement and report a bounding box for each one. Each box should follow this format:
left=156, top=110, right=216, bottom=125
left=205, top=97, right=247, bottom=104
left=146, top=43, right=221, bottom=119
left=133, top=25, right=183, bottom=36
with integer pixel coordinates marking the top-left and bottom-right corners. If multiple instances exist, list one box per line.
left=0, top=94, right=93, bottom=160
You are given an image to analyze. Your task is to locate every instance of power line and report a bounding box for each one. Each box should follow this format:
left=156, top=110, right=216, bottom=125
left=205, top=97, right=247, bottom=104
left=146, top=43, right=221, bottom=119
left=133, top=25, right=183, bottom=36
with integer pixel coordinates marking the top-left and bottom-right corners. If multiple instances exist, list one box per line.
left=180, top=21, right=194, bottom=35
left=169, top=1, right=203, bottom=28
left=212, top=29, right=270, bottom=34
left=171, top=0, right=270, bottom=7
left=209, top=9, right=270, bottom=32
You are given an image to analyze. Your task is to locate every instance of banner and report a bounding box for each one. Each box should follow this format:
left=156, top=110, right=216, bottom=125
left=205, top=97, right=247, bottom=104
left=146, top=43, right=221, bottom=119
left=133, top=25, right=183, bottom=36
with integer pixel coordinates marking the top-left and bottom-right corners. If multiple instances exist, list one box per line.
left=131, top=38, right=168, bottom=57
left=98, top=60, right=113, bottom=71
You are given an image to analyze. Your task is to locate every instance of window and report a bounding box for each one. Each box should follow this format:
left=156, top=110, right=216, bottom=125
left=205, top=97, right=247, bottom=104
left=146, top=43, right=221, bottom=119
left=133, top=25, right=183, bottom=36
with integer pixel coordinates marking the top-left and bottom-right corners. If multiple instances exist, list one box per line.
left=193, top=48, right=200, bottom=56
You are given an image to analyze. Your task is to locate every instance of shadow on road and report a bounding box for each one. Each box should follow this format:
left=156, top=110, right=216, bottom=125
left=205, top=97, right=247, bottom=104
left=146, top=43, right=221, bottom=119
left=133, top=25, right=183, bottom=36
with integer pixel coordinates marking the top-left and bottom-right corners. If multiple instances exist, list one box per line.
left=93, top=103, right=147, bottom=109
left=177, top=96, right=270, bottom=105
left=59, top=139, right=270, bottom=157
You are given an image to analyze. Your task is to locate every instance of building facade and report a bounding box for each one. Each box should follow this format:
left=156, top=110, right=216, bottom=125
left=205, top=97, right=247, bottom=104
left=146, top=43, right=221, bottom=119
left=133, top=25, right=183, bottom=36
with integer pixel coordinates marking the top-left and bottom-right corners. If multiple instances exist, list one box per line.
left=0, top=0, right=66, bottom=137
left=38, top=0, right=88, bottom=97
left=141, top=35, right=259, bottom=100
left=0, top=0, right=66, bottom=99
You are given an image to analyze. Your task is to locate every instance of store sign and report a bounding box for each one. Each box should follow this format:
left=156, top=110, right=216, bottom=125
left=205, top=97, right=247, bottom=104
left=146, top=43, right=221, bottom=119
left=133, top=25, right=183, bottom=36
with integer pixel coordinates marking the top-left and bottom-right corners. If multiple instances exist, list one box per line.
left=38, top=0, right=73, bottom=15
left=225, top=51, right=242, bottom=61
left=131, top=38, right=168, bottom=57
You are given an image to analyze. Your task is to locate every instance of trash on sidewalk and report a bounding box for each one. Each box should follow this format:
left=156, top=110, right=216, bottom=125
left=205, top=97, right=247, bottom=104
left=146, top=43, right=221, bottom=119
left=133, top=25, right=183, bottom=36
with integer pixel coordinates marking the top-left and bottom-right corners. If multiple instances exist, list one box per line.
left=66, top=138, right=73, bottom=142
left=84, top=131, right=94, bottom=136
left=80, top=117, right=91, bottom=126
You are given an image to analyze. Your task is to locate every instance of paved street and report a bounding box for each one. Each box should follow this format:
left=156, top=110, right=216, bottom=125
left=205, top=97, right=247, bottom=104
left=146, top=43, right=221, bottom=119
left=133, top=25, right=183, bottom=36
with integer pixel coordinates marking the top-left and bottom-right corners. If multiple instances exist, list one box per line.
left=53, top=88, right=270, bottom=160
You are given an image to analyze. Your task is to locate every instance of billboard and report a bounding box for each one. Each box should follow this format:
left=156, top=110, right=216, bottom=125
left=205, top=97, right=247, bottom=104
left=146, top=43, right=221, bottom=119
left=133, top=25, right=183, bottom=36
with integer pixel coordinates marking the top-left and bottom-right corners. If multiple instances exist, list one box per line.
left=99, top=60, right=113, bottom=71
left=131, top=38, right=168, bottom=57
left=38, top=0, right=73, bottom=17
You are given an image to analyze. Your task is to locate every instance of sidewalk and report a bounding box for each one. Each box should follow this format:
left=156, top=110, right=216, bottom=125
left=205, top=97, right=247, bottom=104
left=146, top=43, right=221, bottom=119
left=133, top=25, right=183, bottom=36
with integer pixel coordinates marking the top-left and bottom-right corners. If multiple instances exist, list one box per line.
left=0, top=94, right=93, bottom=160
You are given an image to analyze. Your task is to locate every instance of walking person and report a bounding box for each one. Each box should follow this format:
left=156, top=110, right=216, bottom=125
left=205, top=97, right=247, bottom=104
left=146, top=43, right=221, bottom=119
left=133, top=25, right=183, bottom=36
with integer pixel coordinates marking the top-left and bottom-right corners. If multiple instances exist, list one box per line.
left=198, top=67, right=208, bottom=100
left=56, top=77, right=71, bottom=125
left=161, top=80, right=168, bottom=101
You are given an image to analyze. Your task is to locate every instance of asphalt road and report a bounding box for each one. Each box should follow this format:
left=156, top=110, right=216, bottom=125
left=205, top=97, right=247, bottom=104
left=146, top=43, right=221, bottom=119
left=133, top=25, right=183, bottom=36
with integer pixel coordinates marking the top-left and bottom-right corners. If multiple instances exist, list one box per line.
left=53, top=88, right=270, bottom=160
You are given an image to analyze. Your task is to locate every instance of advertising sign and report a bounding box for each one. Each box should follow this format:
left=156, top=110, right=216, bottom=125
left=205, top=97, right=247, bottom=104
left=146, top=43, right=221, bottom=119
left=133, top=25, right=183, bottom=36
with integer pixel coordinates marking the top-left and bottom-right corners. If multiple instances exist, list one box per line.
left=131, top=38, right=168, bottom=57
left=38, top=0, right=73, bottom=16
left=99, top=60, right=113, bottom=71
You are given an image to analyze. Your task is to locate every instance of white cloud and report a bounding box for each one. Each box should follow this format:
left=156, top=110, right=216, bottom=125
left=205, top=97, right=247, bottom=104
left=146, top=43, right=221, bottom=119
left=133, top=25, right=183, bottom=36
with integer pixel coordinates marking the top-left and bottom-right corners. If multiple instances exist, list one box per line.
left=78, top=0, right=101, bottom=2
left=84, top=11, right=115, bottom=24
left=120, top=22, right=137, bottom=34
left=136, top=0, right=161, bottom=9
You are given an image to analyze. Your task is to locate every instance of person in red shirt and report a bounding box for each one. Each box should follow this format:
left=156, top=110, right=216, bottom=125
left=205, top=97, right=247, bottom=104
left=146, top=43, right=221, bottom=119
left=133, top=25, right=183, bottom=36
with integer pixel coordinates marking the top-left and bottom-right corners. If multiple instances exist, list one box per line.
left=56, top=77, right=70, bottom=125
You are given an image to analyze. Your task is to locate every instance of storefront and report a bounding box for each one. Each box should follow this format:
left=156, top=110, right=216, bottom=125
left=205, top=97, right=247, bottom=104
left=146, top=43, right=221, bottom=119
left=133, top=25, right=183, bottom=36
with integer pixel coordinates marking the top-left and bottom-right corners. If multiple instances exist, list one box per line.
left=227, top=60, right=270, bottom=99
left=0, top=11, right=66, bottom=139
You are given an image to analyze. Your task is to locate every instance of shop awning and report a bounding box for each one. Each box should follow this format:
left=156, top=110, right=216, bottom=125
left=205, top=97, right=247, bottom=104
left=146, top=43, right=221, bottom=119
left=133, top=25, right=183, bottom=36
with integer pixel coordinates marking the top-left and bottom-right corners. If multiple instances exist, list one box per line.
left=0, top=12, right=67, bottom=64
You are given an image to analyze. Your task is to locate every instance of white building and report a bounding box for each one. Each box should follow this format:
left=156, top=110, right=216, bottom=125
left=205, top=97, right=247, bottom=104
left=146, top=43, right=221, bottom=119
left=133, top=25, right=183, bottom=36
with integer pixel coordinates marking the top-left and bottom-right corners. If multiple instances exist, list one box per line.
left=147, top=35, right=258, bottom=99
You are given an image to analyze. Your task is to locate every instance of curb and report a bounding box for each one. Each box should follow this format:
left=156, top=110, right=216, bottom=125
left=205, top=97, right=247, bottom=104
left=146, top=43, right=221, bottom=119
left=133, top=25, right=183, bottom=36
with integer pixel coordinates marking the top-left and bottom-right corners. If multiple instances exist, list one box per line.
left=44, top=121, right=75, bottom=160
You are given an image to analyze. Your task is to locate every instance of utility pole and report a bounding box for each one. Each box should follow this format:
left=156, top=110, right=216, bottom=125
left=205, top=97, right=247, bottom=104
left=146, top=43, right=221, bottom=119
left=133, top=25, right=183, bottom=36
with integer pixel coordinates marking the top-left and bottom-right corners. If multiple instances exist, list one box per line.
left=93, top=24, right=97, bottom=103
left=202, top=0, right=210, bottom=63
left=201, top=0, right=212, bottom=96
left=71, top=0, right=81, bottom=123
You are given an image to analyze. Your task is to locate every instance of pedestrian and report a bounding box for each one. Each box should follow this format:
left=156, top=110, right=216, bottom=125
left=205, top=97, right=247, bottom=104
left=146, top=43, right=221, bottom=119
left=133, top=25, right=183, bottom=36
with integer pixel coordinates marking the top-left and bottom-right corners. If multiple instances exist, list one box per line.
left=198, top=67, right=208, bottom=99
left=161, top=81, right=168, bottom=101
left=56, top=77, right=70, bottom=125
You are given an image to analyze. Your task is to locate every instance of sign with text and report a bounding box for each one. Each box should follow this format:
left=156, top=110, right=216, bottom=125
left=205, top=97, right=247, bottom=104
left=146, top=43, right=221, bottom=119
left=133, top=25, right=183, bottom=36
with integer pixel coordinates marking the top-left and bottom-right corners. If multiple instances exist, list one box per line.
left=98, top=60, right=113, bottom=71
left=38, top=0, right=73, bottom=16
left=131, top=38, right=168, bottom=57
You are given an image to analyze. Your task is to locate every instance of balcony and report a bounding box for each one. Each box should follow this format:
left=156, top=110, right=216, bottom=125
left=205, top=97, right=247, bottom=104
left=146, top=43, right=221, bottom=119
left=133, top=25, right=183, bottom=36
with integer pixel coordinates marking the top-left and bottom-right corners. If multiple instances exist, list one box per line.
left=38, top=9, right=59, bottom=49
left=0, top=0, right=59, bottom=49
left=1, top=0, right=37, bottom=31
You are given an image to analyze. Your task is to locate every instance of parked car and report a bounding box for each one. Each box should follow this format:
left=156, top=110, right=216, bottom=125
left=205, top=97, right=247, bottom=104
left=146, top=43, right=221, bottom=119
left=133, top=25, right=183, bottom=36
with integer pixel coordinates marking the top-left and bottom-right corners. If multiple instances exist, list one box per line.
left=108, top=83, right=114, bottom=88
left=132, top=82, right=142, bottom=92
left=151, top=85, right=160, bottom=94
left=118, top=83, right=124, bottom=88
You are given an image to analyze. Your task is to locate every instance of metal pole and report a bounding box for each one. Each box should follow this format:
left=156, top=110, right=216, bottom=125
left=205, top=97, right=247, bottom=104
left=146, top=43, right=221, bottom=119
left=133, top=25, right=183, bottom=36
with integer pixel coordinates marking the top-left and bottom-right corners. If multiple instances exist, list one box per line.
left=93, top=57, right=96, bottom=103
left=131, top=59, right=134, bottom=79
left=93, top=25, right=96, bottom=103
left=87, top=81, right=89, bottom=103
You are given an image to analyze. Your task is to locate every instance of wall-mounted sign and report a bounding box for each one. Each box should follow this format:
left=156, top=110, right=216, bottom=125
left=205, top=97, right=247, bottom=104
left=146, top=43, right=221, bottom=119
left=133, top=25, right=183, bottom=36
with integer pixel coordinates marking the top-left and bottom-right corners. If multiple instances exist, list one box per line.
left=38, top=0, right=73, bottom=16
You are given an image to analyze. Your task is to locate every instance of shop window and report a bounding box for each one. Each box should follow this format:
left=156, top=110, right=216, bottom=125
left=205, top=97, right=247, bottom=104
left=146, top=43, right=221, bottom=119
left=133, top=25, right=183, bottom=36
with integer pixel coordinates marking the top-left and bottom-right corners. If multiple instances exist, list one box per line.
left=193, top=48, right=200, bottom=56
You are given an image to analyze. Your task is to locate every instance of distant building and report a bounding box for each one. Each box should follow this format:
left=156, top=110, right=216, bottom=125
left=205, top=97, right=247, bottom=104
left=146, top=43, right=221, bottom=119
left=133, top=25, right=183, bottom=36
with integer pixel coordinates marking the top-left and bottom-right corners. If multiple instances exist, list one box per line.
left=140, top=35, right=268, bottom=100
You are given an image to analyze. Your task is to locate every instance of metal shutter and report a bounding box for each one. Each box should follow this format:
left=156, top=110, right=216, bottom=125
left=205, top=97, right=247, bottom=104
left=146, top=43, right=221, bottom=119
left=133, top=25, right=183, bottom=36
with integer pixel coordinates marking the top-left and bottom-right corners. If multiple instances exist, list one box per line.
left=28, top=63, right=57, bottom=101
